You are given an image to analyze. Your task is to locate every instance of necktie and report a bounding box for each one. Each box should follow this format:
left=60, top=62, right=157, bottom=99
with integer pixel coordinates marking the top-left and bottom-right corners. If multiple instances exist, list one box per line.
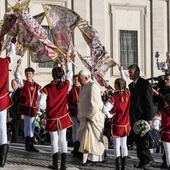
left=11, top=90, right=15, bottom=98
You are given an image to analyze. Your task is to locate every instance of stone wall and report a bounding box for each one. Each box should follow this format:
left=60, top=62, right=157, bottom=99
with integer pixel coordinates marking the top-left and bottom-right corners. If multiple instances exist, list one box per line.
left=0, top=0, right=169, bottom=89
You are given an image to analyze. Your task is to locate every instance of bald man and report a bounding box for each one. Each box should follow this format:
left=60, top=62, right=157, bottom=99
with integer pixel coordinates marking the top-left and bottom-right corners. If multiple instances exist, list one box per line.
left=77, top=70, right=105, bottom=166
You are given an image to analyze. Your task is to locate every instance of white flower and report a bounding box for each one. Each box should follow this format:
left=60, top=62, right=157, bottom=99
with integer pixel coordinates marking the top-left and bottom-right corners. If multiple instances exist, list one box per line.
left=133, top=120, right=150, bottom=137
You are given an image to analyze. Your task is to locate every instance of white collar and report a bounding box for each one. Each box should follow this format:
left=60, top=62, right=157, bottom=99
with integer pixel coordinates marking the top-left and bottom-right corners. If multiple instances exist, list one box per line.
left=134, top=77, right=139, bottom=84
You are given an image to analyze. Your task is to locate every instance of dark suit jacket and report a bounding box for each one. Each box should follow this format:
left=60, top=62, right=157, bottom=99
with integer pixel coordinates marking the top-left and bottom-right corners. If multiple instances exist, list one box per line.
left=9, top=87, right=22, bottom=120
left=129, top=77, right=154, bottom=124
left=153, top=87, right=170, bottom=111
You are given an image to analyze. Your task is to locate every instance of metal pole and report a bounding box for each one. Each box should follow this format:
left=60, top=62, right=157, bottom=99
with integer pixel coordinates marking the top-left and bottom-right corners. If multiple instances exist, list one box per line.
left=109, top=4, right=113, bottom=76
left=150, top=0, right=153, bottom=83
left=167, top=0, right=169, bottom=50
left=71, top=0, right=75, bottom=74
left=90, top=0, right=93, bottom=79
left=5, top=0, right=8, bottom=12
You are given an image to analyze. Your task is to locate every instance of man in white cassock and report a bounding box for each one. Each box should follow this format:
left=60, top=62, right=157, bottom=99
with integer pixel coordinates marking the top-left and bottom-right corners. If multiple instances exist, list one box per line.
left=77, top=70, right=105, bottom=166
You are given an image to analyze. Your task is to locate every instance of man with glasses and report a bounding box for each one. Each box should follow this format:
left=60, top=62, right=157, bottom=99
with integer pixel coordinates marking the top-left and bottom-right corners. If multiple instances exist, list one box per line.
left=153, top=74, right=170, bottom=109
left=152, top=73, right=170, bottom=168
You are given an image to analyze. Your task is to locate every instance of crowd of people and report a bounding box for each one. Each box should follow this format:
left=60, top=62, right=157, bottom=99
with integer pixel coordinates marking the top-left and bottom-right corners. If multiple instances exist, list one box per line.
left=1, top=37, right=170, bottom=170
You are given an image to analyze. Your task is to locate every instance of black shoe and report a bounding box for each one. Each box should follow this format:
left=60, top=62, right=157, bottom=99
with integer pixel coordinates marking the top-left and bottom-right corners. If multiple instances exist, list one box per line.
left=48, top=165, right=58, bottom=170
left=48, top=153, right=58, bottom=170
left=10, top=140, right=16, bottom=143
left=73, top=152, right=83, bottom=159
left=30, top=137, right=39, bottom=152
left=30, top=145, right=39, bottom=152
left=0, top=144, right=9, bottom=167
left=82, top=160, right=96, bottom=167
left=160, top=162, right=168, bottom=168
left=25, top=136, right=30, bottom=151
left=134, top=161, right=154, bottom=169
left=134, top=163, right=148, bottom=169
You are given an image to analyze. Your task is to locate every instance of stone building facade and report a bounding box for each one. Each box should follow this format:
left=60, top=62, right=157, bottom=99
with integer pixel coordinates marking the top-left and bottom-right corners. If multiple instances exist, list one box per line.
left=0, top=0, right=170, bottom=90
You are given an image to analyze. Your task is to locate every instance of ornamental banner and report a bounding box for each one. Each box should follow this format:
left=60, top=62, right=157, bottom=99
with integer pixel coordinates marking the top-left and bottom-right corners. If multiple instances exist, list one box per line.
left=12, top=9, right=60, bottom=62
left=1, top=0, right=60, bottom=62
left=33, top=12, right=45, bottom=25
left=0, top=1, right=117, bottom=89
left=16, top=12, right=46, bottom=57
left=77, top=20, right=117, bottom=75
left=0, top=14, right=17, bottom=42
left=43, top=4, right=81, bottom=59
left=77, top=52, right=112, bottom=89
left=7, top=0, right=30, bottom=12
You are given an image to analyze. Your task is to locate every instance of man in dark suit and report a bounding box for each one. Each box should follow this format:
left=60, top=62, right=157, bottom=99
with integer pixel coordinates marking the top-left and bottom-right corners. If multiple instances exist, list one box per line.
left=9, top=79, right=24, bottom=143
left=128, top=64, right=154, bottom=169
left=152, top=73, right=170, bottom=168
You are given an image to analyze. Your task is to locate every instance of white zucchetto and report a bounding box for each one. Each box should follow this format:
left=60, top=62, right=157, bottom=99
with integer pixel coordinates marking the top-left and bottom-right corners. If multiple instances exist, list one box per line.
left=78, top=70, right=91, bottom=78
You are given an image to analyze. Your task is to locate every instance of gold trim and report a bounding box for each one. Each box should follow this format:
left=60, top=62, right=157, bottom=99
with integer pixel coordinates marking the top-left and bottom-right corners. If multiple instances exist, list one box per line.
left=112, top=122, right=130, bottom=127
left=46, top=112, right=72, bottom=120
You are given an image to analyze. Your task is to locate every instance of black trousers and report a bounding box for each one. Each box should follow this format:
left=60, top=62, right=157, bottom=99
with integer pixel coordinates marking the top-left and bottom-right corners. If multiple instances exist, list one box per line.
left=11, top=119, right=24, bottom=142
left=134, top=133, right=154, bottom=164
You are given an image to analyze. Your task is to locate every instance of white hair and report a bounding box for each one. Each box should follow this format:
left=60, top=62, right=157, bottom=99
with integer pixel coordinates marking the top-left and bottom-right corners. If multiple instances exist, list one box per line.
left=78, top=70, right=91, bottom=79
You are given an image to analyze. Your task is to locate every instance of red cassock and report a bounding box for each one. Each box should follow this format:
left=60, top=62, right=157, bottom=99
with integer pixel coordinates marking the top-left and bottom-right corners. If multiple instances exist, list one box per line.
left=17, top=80, right=41, bottom=117
left=0, top=57, right=12, bottom=110
left=109, top=91, right=131, bottom=137
left=158, top=106, right=170, bottom=142
left=67, top=85, right=81, bottom=116
left=40, top=80, right=73, bottom=132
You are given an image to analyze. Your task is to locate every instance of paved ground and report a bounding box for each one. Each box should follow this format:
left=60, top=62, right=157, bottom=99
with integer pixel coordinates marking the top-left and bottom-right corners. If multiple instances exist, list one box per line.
left=0, top=136, right=168, bottom=170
